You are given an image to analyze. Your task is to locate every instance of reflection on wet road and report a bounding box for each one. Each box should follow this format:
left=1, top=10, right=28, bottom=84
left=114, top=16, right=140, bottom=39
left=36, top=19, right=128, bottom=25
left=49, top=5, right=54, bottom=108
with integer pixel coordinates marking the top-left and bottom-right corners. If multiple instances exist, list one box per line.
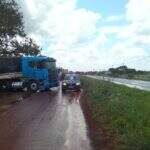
left=64, top=92, right=91, bottom=150
left=88, top=75, right=150, bottom=91
left=0, top=88, right=92, bottom=150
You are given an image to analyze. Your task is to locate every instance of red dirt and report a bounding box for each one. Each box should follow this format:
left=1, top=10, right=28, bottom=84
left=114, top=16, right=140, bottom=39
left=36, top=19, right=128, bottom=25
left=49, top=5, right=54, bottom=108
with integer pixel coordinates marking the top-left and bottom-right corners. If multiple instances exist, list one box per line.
left=80, top=91, right=113, bottom=150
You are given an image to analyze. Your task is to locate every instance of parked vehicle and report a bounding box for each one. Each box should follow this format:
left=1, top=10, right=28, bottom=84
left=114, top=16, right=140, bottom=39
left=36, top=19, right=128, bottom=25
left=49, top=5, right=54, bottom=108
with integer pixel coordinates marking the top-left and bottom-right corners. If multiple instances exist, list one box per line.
left=62, top=73, right=81, bottom=92
left=0, top=56, right=59, bottom=92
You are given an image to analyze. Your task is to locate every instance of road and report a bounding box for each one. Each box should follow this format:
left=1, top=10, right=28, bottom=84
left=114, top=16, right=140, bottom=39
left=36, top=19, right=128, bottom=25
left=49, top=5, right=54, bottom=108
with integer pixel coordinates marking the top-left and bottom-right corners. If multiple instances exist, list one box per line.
left=87, top=75, right=150, bottom=91
left=0, top=88, right=92, bottom=150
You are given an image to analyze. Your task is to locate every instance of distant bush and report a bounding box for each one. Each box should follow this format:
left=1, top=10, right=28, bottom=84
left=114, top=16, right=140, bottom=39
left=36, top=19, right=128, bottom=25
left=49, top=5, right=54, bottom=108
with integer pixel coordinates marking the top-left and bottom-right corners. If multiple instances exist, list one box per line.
left=81, top=77, right=150, bottom=150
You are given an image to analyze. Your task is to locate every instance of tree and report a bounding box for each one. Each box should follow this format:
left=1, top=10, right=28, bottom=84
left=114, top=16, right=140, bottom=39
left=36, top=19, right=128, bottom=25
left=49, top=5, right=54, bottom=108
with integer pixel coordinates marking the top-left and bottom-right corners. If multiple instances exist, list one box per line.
left=0, top=0, right=41, bottom=56
left=11, top=38, right=41, bottom=56
left=0, top=0, right=24, bottom=37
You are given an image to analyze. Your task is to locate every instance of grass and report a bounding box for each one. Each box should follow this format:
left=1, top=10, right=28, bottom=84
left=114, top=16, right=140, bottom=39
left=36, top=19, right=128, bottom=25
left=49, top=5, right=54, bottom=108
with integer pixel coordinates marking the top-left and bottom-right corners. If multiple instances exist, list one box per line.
left=81, top=76, right=150, bottom=150
left=133, top=74, right=150, bottom=81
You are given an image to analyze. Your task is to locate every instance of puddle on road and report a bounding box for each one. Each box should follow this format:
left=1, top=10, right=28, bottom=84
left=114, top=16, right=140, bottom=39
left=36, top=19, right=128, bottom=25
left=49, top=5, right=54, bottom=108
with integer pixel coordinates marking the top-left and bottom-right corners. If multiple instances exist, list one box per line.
left=63, top=91, right=92, bottom=150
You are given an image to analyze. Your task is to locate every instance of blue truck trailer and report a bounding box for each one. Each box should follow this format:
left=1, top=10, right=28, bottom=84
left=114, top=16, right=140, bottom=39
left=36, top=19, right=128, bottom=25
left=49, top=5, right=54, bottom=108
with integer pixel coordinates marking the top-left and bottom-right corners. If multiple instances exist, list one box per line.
left=0, top=56, right=59, bottom=92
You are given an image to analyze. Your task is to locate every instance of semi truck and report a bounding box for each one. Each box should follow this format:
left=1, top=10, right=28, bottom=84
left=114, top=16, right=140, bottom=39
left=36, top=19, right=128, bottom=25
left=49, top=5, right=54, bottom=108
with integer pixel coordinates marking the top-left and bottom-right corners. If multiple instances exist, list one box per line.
left=0, top=56, right=59, bottom=92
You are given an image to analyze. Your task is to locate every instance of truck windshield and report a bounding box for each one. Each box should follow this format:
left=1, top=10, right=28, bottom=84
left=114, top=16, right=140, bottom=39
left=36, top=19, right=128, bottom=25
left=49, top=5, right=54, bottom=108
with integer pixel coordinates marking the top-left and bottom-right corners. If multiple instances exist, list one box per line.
left=37, top=60, right=56, bottom=70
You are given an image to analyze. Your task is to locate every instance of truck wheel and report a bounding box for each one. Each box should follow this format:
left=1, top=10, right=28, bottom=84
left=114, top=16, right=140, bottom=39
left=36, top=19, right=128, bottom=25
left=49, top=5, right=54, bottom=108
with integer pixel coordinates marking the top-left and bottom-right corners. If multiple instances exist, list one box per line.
left=28, top=81, right=39, bottom=92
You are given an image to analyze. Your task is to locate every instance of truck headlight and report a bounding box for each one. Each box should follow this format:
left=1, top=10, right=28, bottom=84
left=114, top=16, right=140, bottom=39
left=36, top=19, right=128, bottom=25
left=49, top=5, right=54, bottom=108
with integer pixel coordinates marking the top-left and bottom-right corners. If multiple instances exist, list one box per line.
left=76, top=82, right=80, bottom=86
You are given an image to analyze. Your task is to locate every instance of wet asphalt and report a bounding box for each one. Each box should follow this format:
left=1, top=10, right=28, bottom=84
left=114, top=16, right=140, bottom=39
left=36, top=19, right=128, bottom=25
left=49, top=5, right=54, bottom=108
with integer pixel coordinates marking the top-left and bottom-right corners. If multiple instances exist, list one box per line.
left=88, top=75, right=150, bottom=91
left=0, top=88, right=92, bottom=150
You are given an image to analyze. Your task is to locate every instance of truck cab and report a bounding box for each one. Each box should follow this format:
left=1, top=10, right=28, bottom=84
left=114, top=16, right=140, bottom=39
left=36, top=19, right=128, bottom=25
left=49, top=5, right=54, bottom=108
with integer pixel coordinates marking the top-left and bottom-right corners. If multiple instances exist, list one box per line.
left=22, top=56, right=59, bottom=91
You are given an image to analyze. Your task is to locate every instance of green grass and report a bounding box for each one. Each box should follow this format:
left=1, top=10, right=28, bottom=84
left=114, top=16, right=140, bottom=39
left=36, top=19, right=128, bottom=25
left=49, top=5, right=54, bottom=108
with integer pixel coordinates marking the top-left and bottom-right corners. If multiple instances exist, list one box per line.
left=81, top=76, right=150, bottom=150
left=133, top=74, right=150, bottom=81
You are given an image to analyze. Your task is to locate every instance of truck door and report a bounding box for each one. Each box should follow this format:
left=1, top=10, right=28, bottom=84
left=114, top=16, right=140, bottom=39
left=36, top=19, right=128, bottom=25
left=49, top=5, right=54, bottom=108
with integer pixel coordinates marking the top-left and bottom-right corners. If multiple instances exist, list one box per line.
left=27, top=60, right=47, bottom=80
left=35, top=61, right=48, bottom=80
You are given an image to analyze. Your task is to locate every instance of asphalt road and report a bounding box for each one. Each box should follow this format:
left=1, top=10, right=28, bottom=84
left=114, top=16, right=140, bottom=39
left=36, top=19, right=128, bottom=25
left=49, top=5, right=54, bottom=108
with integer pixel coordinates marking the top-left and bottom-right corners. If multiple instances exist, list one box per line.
left=0, top=88, right=92, bottom=150
left=87, top=75, right=150, bottom=91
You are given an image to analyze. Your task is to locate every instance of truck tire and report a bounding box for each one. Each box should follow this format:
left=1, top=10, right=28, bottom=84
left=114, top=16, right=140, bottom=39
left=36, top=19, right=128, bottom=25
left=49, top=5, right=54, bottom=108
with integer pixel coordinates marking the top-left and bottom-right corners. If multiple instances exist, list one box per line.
left=28, top=81, right=39, bottom=92
left=0, top=81, right=11, bottom=90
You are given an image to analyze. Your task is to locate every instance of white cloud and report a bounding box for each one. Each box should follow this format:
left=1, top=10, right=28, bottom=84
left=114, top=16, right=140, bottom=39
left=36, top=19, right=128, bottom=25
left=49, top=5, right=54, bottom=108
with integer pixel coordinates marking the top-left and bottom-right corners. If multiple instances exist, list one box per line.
left=110, top=43, right=147, bottom=59
left=124, top=0, right=150, bottom=44
left=17, top=0, right=105, bottom=71
left=126, top=0, right=150, bottom=23
left=16, top=0, right=150, bottom=71
left=97, top=0, right=150, bottom=71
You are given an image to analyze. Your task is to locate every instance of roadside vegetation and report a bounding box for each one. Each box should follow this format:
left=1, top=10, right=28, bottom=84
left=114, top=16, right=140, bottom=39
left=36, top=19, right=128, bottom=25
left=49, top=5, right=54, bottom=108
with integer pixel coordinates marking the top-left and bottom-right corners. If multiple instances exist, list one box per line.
left=81, top=76, right=150, bottom=150
left=133, top=74, right=150, bottom=81
left=107, top=66, right=150, bottom=81
left=81, top=66, right=150, bottom=81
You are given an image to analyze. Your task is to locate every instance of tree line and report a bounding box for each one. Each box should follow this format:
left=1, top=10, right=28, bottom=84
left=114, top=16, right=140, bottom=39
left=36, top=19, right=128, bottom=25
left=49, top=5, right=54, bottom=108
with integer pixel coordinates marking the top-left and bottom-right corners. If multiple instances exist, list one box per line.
left=77, top=65, right=149, bottom=77
left=108, top=65, right=146, bottom=78
left=0, top=0, right=41, bottom=57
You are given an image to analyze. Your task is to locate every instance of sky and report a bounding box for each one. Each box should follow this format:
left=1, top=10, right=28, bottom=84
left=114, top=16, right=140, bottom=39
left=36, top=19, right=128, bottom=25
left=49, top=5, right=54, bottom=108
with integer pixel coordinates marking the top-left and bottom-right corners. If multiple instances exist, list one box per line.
left=17, top=0, right=150, bottom=71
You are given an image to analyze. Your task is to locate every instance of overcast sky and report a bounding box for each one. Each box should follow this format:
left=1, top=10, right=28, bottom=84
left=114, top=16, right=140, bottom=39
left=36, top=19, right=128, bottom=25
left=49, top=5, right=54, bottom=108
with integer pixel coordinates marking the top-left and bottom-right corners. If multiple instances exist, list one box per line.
left=17, top=0, right=150, bottom=71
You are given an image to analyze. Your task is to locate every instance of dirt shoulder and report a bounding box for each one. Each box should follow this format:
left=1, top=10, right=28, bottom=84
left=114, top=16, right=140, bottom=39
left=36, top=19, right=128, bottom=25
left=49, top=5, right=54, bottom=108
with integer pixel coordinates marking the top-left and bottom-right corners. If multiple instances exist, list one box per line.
left=80, top=91, right=113, bottom=150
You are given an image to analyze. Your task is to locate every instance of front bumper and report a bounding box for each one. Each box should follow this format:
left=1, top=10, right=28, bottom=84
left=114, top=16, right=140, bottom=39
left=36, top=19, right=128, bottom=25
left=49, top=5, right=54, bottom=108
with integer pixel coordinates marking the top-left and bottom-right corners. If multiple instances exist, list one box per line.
left=62, top=84, right=81, bottom=90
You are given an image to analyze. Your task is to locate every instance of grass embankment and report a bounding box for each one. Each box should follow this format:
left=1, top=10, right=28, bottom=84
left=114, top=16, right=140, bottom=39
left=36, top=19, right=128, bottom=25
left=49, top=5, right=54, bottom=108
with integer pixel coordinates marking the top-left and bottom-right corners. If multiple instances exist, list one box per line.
left=81, top=77, right=150, bottom=150
left=133, top=74, right=150, bottom=81
left=117, top=74, right=150, bottom=81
